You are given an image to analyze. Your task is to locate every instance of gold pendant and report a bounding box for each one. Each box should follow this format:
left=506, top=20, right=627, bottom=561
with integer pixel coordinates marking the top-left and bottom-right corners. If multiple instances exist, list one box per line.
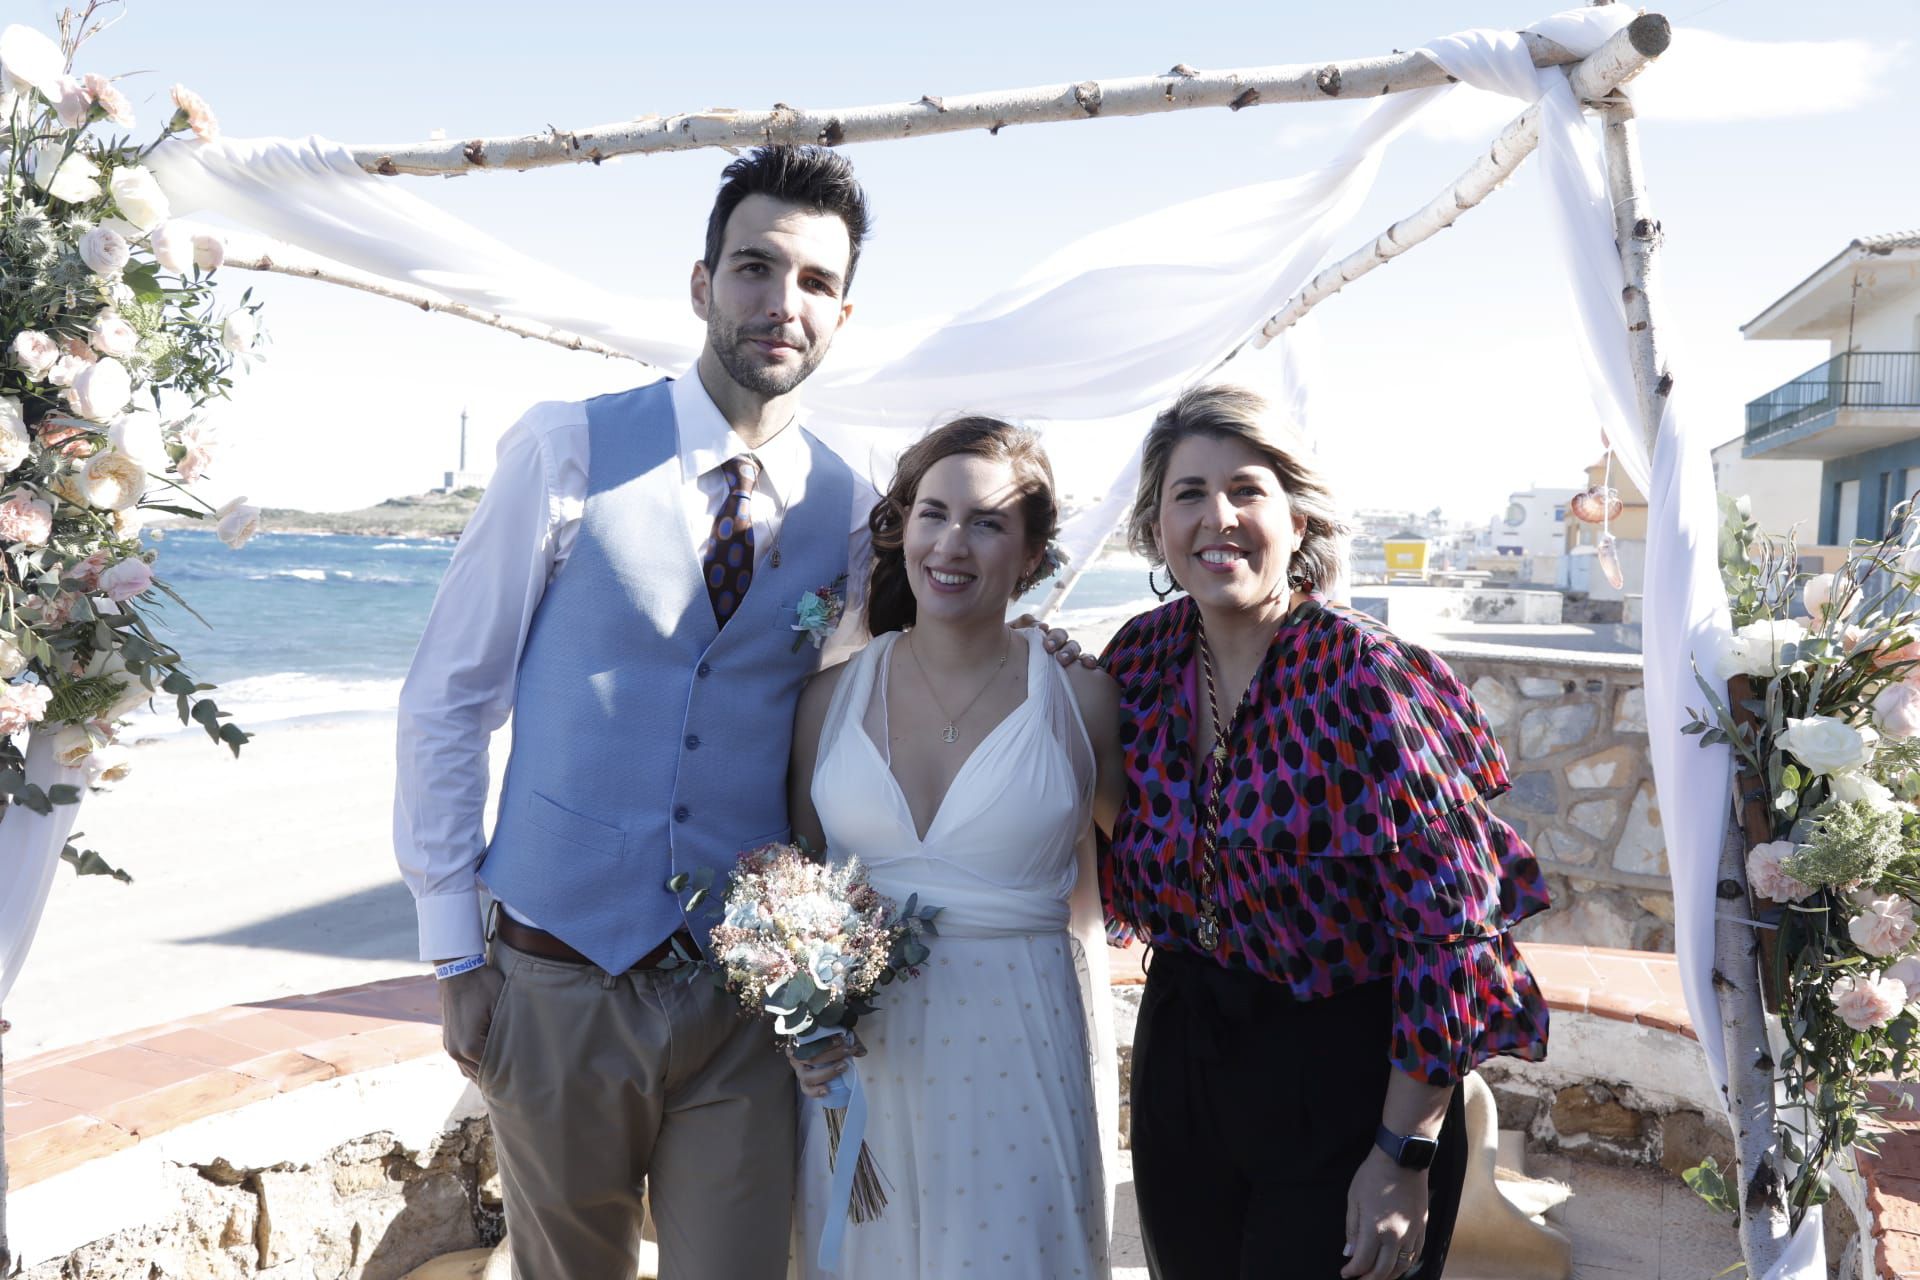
left=1197, top=916, right=1219, bottom=950
left=770, top=548, right=781, bottom=568
left=941, top=724, right=958, bottom=744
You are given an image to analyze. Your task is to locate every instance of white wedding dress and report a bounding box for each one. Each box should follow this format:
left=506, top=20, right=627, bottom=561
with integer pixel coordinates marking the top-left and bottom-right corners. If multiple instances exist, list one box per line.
left=794, top=628, right=1114, bottom=1279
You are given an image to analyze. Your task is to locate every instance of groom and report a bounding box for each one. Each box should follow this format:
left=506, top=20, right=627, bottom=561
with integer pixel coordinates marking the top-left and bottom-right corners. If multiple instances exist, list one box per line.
left=394, top=145, right=873, bottom=1278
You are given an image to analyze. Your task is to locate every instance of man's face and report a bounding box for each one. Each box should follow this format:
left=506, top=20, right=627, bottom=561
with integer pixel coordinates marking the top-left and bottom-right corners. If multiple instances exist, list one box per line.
left=691, top=194, right=854, bottom=399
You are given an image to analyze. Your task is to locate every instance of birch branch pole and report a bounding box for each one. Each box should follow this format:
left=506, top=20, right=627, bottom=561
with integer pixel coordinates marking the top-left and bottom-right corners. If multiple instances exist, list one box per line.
left=344, top=32, right=1592, bottom=177
left=1252, top=13, right=1670, bottom=347
left=219, top=236, right=647, bottom=365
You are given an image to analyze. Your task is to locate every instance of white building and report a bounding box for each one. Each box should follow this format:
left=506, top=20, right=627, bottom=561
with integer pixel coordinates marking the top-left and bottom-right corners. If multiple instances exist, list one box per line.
left=1737, top=230, right=1920, bottom=546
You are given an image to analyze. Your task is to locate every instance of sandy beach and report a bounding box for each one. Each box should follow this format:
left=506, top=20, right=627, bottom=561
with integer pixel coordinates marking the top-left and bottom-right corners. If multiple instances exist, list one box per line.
left=5, top=714, right=484, bottom=1060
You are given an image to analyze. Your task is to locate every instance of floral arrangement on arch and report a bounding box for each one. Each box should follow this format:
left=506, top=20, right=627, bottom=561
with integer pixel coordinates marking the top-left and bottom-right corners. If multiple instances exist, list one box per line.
left=1686, top=495, right=1920, bottom=1221
left=0, top=11, right=262, bottom=876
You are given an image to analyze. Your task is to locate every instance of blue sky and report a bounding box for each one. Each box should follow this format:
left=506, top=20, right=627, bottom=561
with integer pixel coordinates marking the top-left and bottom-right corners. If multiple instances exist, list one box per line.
left=35, top=0, right=1920, bottom=521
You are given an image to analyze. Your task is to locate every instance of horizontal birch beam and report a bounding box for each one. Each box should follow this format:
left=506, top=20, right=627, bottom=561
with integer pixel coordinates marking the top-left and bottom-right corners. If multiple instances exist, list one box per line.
left=1252, top=13, right=1669, bottom=346
left=219, top=235, right=648, bottom=364
left=346, top=30, right=1596, bottom=177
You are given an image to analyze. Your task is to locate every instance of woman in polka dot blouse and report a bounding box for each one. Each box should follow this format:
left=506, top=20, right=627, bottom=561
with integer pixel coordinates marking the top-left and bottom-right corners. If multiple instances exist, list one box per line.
left=1098, top=385, right=1552, bottom=1280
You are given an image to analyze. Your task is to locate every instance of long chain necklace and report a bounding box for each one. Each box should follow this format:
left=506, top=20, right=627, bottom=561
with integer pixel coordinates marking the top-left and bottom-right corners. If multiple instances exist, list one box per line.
left=903, top=630, right=1010, bottom=745
left=1194, top=618, right=1254, bottom=951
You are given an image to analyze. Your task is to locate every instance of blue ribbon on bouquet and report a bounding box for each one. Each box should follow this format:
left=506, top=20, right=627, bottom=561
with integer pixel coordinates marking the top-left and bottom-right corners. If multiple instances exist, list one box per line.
left=798, top=1026, right=868, bottom=1272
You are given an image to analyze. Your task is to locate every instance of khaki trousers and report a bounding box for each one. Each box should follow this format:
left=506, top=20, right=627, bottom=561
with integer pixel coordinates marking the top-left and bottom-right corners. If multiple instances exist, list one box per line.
left=478, top=940, right=797, bottom=1279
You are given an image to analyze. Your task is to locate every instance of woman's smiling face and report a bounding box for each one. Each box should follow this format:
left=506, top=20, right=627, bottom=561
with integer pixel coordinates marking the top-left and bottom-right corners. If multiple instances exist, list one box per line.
left=1155, top=432, right=1305, bottom=616
left=903, top=452, right=1042, bottom=624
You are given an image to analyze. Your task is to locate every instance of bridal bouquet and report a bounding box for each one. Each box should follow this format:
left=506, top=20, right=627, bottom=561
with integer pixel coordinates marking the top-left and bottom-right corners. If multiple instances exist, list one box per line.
left=0, top=11, right=260, bottom=876
left=678, top=841, right=939, bottom=1231
left=1683, top=495, right=1920, bottom=1221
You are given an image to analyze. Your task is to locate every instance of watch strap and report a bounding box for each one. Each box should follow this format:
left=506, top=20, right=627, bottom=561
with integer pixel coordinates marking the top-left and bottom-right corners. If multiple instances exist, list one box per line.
left=1375, top=1123, right=1439, bottom=1170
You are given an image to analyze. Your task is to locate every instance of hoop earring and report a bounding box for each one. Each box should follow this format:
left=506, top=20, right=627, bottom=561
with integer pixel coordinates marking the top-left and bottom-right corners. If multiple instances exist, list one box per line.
left=1149, top=565, right=1177, bottom=601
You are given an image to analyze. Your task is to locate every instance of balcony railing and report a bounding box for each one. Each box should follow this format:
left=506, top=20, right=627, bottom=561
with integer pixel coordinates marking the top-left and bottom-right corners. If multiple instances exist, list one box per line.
left=1746, top=351, right=1920, bottom=445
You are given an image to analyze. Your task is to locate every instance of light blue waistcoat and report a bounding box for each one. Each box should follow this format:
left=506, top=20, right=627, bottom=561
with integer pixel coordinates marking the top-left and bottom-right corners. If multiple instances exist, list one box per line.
left=479, top=379, right=855, bottom=973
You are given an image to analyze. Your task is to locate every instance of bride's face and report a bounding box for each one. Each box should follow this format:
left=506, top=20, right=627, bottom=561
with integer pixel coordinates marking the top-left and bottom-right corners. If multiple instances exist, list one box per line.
left=904, top=454, right=1043, bottom=626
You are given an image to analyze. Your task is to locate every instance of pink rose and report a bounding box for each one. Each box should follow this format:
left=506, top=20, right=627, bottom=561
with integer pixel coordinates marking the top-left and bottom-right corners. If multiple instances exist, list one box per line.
left=78, top=226, right=130, bottom=278
left=98, top=557, right=152, bottom=602
left=10, top=330, right=58, bottom=379
left=48, top=74, right=90, bottom=129
left=82, top=73, right=133, bottom=127
left=71, top=548, right=112, bottom=590
left=0, top=493, right=54, bottom=547
left=148, top=222, right=193, bottom=274
left=46, top=351, right=92, bottom=389
left=88, top=311, right=139, bottom=359
left=169, top=83, right=218, bottom=141
left=1747, top=840, right=1815, bottom=904
left=0, top=682, right=52, bottom=736
left=191, top=233, right=225, bottom=273
left=175, top=421, right=215, bottom=484
left=1831, top=973, right=1908, bottom=1032
left=1876, top=683, right=1920, bottom=739
left=1848, top=897, right=1919, bottom=958
left=1876, top=636, right=1920, bottom=671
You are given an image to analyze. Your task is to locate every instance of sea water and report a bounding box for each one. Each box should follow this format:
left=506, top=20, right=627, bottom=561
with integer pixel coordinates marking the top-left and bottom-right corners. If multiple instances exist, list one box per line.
left=123, top=530, right=1167, bottom=735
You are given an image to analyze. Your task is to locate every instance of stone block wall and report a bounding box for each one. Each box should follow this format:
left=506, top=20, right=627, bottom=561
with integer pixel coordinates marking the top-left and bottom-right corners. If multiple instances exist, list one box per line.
left=1431, top=644, right=1673, bottom=952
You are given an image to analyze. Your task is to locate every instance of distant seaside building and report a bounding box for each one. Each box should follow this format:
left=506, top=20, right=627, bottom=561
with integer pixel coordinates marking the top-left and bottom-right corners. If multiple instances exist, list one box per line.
left=440, top=408, right=489, bottom=493
left=1735, top=230, right=1920, bottom=551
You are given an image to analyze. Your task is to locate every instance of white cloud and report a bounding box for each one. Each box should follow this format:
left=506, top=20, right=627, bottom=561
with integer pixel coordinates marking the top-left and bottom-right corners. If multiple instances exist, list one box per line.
left=1627, top=29, right=1907, bottom=121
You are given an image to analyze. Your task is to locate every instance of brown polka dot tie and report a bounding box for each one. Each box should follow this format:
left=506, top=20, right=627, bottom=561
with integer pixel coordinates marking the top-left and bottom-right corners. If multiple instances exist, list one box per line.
left=703, top=455, right=757, bottom=626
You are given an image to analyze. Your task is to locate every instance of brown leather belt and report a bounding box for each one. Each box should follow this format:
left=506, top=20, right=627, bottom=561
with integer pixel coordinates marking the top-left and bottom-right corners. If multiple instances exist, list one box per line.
left=495, top=914, right=695, bottom=972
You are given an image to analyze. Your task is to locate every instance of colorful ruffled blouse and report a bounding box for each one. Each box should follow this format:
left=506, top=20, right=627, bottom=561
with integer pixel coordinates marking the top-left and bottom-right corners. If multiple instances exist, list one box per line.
left=1099, top=596, right=1552, bottom=1087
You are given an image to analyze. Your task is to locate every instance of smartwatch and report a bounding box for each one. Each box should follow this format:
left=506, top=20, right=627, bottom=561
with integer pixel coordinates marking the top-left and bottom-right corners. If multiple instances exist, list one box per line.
left=1375, top=1123, right=1439, bottom=1171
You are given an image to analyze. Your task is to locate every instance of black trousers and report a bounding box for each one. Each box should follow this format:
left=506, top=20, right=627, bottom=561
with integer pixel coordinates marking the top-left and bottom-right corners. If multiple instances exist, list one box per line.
left=1130, top=948, right=1469, bottom=1280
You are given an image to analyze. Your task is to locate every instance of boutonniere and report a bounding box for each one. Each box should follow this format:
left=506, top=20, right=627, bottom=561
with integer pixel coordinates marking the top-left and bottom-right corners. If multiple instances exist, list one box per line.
left=791, top=574, right=849, bottom=651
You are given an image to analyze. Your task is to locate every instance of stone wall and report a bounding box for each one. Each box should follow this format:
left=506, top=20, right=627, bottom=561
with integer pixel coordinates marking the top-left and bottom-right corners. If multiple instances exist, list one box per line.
left=1431, top=643, right=1673, bottom=952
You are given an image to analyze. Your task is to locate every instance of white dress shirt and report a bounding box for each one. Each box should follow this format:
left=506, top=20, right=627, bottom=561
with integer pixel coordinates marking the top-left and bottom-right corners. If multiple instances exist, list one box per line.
left=395, top=372, right=878, bottom=962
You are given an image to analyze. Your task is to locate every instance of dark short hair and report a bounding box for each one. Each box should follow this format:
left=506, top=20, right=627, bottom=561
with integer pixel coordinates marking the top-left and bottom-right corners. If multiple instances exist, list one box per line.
left=703, top=145, right=871, bottom=291
left=867, top=417, right=1059, bottom=635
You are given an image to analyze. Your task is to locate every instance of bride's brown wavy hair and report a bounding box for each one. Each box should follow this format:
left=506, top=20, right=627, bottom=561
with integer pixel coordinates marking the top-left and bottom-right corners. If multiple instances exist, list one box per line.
left=866, top=416, right=1059, bottom=636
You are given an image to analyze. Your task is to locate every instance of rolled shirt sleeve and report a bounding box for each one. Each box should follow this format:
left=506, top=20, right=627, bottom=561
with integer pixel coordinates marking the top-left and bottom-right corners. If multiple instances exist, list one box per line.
left=1352, top=633, right=1553, bottom=1086
left=393, top=404, right=575, bottom=962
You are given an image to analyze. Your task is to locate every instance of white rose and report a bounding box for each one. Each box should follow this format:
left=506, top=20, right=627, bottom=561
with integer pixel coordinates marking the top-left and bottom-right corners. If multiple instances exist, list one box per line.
left=49, top=723, right=95, bottom=767
left=83, top=744, right=131, bottom=789
left=1848, top=896, right=1920, bottom=958
left=0, top=25, right=65, bottom=94
left=81, top=449, right=146, bottom=510
left=10, top=330, right=58, bottom=379
left=1715, top=618, right=1808, bottom=681
left=0, top=636, right=27, bottom=680
left=36, top=149, right=100, bottom=202
left=46, top=351, right=90, bottom=388
left=191, top=232, right=225, bottom=273
left=69, top=357, right=131, bottom=422
left=1803, top=573, right=1843, bottom=619
left=1830, top=768, right=1897, bottom=809
left=0, top=395, right=29, bottom=471
left=220, top=311, right=259, bottom=354
left=107, top=410, right=165, bottom=468
left=216, top=499, right=261, bottom=549
left=78, top=226, right=131, bottom=278
left=88, top=311, right=139, bottom=359
left=107, top=165, right=169, bottom=231
left=1779, top=715, right=1878, bottom=776
left=110, top=505, right=144, bottom=538
left=147, top=221, right=193, bottom=273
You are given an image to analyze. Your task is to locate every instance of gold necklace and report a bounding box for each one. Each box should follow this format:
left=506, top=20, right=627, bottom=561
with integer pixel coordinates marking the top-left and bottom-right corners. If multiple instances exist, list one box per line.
left=1193, top=618, right=1252, bottom=951
left=904, top=631, right=1010, bottom=745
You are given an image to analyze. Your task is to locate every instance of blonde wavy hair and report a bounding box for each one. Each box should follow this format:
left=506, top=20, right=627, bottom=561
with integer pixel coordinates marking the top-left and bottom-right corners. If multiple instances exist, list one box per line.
left=1127, top=384, right=1348, bottom=594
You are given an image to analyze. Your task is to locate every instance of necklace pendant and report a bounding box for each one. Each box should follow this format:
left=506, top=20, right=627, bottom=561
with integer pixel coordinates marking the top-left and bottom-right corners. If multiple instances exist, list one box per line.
left=1211, top=742, right=1229, bottom=768
left=941, top=723, right=959, bottom=744
left=770, top=548, right=781, bottom=569
left=1197, top=916, right=1219, bottom=950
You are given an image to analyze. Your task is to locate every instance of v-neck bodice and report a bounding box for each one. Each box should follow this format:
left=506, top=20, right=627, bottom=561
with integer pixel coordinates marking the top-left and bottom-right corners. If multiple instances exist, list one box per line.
left=811, top=630, right=1096, bottom=939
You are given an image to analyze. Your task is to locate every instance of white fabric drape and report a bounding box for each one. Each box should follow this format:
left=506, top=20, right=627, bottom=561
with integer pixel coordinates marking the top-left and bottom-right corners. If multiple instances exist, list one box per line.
left=8, top=11, right=1806, bottom=1270
left=0, top=732, right=86, bottom=1005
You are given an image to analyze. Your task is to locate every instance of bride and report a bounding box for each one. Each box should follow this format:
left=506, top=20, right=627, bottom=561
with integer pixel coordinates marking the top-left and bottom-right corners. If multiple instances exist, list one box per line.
left=785, top=415, right=1123, bottom=1278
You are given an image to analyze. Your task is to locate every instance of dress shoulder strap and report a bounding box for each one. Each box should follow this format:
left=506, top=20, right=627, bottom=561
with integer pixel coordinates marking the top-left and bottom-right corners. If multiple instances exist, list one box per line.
left=817, top=631, right=893, bottom=763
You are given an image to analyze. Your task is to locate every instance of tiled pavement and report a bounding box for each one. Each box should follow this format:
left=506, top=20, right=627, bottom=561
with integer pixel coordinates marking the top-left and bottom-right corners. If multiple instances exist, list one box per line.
left=2, top=943, right=1907, bottom=1275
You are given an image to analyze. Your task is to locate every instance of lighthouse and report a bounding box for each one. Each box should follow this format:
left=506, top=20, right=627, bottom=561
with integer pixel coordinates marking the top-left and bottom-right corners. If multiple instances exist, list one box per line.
left=441, top=408, right=488, bottom=492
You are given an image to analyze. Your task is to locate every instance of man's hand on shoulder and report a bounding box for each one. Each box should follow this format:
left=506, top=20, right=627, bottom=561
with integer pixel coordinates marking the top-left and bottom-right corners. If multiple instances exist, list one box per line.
left=437, top=960, right=505, bottom=1082
left=1011, top=614, right=1099, bottom=670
